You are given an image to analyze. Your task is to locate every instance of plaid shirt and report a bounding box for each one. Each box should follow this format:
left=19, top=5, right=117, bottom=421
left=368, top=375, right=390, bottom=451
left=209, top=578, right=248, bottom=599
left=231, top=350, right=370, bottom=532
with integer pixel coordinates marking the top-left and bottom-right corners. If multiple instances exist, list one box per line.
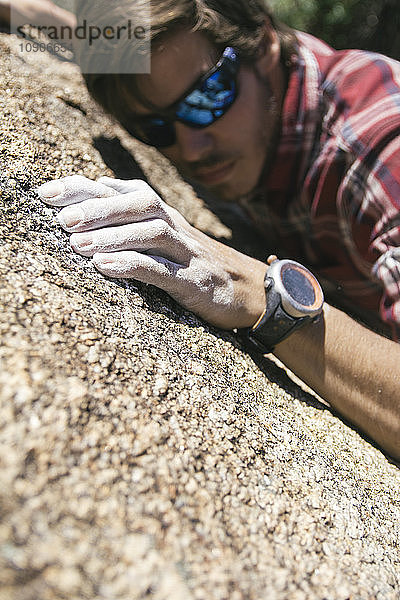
left=240, top=32, right=400, bottom=341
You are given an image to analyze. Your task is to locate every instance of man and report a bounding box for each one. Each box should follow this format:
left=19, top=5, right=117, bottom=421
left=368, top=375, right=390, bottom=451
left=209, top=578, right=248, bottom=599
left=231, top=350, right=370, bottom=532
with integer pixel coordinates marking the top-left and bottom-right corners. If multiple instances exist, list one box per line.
left=28, top=1, right=400, bottom=460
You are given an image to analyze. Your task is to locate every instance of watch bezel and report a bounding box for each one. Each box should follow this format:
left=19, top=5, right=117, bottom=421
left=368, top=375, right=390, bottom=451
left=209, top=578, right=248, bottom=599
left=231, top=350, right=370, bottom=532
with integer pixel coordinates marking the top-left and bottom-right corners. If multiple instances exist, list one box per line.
left=266, top=259, right=324, bottom=319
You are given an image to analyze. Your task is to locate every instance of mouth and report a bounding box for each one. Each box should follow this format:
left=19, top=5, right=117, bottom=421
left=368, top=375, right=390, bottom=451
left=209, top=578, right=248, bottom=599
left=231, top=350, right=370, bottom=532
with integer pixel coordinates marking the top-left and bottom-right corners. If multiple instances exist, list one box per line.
left=192, top=160, right=236, bottom=186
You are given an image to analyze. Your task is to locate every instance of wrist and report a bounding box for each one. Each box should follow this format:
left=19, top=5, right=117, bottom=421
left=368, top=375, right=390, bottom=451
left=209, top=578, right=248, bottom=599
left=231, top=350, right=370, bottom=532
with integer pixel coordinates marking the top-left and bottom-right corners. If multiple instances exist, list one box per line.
left=238, top=256, right=324, bottom=353
left=231, top=262, right=268, bottom=330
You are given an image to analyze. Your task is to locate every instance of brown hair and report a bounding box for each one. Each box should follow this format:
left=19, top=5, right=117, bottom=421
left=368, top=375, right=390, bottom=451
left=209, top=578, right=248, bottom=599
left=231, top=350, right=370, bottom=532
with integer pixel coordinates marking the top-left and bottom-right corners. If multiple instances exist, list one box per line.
left=75, top=0, right=297, bottom=127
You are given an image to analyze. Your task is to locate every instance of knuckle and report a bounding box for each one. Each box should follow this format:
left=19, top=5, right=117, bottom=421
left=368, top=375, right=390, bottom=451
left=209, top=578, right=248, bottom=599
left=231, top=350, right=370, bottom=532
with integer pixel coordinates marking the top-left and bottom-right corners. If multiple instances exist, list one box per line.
left=148, top=195, right=164, bottom=215
left=140, top=183, right=165, bottom=211
left=124, top=188, right=164, bottom=217
left=152, top=219, right=171, bottom=241
left=134, top=179, right=152, bottom=196
left=121, top=182, right=173, bottom=224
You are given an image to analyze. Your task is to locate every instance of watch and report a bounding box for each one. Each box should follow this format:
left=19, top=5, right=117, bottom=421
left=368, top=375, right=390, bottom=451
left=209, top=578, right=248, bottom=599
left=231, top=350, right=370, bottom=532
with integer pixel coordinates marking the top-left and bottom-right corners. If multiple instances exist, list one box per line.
left=239, top=255, right=324, bottom=354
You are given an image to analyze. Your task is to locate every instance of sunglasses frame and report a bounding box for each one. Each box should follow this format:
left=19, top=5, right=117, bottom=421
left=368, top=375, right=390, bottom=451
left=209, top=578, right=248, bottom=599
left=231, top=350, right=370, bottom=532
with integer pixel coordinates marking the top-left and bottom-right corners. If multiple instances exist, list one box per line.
left=124, top=46, right=240, bottom=147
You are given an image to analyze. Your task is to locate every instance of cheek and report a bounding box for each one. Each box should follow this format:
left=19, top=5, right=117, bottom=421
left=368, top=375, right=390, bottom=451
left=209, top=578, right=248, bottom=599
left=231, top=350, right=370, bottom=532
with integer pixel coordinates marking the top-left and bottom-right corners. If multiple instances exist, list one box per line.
left=226, top=70, right=273, bottom=146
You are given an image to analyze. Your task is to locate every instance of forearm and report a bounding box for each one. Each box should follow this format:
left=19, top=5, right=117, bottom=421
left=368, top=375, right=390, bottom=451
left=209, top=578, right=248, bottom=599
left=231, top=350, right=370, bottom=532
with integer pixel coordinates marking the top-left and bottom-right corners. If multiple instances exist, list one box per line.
left=37, top=176, right=399, bottom=460
left=274, top=304, right=400, bottom=461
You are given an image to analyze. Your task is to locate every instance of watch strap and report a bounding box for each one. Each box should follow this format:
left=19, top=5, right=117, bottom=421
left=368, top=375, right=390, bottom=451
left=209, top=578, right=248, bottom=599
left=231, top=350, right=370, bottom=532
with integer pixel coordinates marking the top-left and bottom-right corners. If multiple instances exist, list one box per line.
left=238, top=282, right=313, bottom=354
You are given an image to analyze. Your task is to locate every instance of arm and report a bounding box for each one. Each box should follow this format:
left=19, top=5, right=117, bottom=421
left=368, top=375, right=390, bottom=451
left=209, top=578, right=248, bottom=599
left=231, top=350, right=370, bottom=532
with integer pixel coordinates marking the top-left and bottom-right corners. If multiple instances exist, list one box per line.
left=0, top=0, right=76, bottom=29
left=37, top=175, right=400, bottom=461
left=275, top=305, right=400, bottom=461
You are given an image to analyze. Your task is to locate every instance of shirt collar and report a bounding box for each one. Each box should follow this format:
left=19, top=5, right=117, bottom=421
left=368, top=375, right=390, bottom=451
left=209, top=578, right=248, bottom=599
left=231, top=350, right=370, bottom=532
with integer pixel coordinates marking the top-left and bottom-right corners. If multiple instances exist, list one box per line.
left=261, top=37, right=323, bottom=201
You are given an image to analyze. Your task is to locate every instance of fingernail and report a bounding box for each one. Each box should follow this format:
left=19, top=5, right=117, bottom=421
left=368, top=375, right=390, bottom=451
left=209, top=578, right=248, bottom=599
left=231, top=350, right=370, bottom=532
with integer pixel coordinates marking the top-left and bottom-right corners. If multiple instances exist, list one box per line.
left=58, top=205, right=84, bottom=229
left=37, top=180, right=65, bottom=199
left=71, top=233, right=92, bottom=249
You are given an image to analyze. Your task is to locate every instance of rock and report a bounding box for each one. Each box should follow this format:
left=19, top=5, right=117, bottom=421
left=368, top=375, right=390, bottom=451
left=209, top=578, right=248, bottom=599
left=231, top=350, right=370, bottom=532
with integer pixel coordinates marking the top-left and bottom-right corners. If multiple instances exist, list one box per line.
left=0, top=33, right=399, bottom=600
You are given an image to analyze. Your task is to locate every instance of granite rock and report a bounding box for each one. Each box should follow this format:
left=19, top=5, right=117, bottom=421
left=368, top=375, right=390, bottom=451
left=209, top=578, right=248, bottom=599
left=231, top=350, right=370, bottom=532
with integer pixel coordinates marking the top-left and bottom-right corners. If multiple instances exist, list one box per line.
left=0, top=34, right=399, bottom=600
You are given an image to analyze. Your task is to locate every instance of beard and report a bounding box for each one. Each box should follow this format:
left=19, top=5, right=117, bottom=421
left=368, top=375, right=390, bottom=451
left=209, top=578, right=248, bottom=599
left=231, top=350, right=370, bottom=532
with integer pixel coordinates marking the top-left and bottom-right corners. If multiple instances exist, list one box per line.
left=197, top=93, right=281, bottom=203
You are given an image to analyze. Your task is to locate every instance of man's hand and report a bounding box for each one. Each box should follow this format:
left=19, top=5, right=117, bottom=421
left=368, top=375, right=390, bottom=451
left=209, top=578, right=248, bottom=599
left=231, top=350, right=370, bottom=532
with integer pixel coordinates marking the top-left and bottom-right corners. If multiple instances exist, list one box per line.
left=37, top=175, right=267, bottom=329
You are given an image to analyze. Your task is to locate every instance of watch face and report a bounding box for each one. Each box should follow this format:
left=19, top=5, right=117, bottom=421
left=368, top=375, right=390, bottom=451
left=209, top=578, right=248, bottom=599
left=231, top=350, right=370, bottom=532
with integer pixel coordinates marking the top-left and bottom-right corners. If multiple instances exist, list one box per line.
left=281, top=264, right=316, bottom=307
left=269, top=260, right=324, bottom=318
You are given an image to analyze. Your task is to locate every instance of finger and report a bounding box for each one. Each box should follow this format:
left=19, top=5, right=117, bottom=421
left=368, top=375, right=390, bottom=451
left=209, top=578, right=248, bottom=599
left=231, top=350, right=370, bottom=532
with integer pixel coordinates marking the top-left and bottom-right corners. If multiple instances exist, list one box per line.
left=37, top=175, right=118, bottom=207
left=69, top=220, right=189, bottom=261
left=57, top=188, right=172, bottom=233
left=97, top=178, right=175, bottom=220
left=97, top=178, right=173, bottom=217
left=93, top=251, right=184, bottom=291
left=97, top=176, right=149, bottom=195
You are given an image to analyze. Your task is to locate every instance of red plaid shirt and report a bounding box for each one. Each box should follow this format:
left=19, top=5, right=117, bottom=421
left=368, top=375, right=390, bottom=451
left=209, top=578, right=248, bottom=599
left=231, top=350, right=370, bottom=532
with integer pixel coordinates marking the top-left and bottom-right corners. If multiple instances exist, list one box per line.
left=241, top=32, right=400, bottom=341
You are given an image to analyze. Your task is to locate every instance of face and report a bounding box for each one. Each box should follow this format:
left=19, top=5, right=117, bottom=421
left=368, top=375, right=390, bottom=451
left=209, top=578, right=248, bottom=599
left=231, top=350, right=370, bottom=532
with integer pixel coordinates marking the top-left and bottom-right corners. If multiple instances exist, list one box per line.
left=132, top=29, right=283, bottom=201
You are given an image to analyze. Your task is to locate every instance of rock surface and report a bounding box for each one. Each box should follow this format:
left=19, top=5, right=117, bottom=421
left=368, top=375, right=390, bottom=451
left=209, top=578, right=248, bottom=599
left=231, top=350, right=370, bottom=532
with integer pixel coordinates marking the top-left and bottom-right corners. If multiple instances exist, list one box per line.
left=1, top=34, right=399, bottom=600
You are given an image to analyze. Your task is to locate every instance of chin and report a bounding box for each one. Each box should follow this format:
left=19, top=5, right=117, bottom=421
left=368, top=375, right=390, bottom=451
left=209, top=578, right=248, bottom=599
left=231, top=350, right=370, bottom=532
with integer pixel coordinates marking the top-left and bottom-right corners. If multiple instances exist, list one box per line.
left=210, top=177, right=258, bottom=202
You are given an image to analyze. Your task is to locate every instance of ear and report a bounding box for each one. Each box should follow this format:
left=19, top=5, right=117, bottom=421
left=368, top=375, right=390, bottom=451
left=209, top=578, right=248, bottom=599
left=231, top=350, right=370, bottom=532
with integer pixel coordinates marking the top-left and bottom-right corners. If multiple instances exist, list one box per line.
left=254, top=19, right=282, bottom=78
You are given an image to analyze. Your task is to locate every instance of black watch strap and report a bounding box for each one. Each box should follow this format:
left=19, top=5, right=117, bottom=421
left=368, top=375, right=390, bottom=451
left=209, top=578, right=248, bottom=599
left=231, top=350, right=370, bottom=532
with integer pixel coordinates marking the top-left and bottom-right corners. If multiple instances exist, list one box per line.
left=237, top=257, right=324, bottom=355
left=238, top=283, right=313, bottom=354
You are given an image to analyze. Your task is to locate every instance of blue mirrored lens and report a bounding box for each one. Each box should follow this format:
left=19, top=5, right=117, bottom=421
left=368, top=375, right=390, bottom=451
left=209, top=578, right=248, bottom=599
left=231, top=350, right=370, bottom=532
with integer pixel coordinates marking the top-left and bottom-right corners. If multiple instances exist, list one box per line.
left=126, top=47, right=238, bottom=147
left=176, top=55, right=237, bottom=126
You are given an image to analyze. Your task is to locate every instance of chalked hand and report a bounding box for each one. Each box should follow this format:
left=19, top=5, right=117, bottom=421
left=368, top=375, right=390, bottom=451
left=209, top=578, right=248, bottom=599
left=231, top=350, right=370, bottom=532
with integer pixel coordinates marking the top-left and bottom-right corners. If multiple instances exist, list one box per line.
left=37, top=175, right=267, bottom=329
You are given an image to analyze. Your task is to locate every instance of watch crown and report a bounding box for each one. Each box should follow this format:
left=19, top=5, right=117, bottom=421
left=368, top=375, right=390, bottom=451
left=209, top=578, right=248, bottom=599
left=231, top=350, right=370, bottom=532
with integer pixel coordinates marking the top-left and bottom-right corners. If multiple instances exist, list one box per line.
left=267, top=254, right=279, bottom=265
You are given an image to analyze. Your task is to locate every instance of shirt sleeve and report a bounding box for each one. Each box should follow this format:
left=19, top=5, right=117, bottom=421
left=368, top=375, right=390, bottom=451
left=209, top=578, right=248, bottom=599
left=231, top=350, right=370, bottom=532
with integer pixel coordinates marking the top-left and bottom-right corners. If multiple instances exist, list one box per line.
left=371, top=235, right=400, bottom=341
left=345, top=134, right=400, bottom=342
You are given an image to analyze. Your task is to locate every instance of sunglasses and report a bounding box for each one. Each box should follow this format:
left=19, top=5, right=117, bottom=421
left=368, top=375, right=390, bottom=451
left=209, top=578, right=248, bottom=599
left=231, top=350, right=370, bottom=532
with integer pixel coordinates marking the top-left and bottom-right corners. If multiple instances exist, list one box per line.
left=123, top=47, right=239, bottom=148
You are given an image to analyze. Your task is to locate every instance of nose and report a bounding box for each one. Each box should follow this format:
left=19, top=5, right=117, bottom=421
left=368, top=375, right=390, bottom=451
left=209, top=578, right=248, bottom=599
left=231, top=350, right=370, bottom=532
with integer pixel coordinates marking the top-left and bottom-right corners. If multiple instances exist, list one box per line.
left=173, top=121, right=214, bottom=163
